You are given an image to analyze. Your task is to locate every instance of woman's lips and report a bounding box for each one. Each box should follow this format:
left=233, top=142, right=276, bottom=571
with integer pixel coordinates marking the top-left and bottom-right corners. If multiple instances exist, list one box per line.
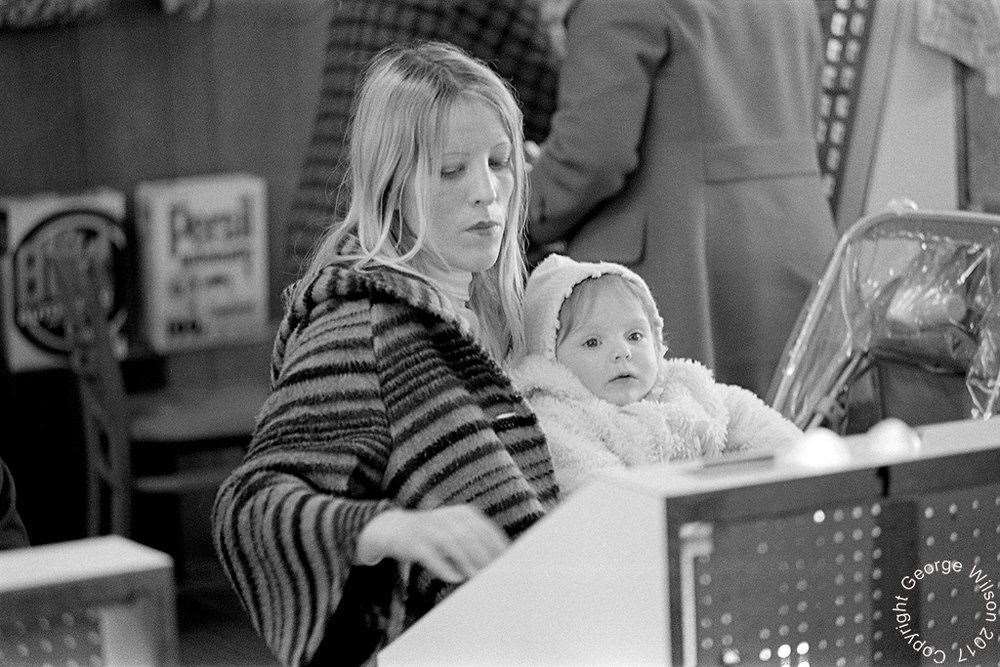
left=467, top=220, right=501, bottom=232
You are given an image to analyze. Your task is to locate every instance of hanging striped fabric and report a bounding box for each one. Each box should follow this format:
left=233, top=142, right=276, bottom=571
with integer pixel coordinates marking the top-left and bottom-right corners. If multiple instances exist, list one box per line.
left=0, top=0, right=110, bottom=30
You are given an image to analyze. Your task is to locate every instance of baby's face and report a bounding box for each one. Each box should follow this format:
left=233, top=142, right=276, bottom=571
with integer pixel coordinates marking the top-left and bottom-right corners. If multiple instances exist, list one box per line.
left=555, top=290, right=659, bottom=406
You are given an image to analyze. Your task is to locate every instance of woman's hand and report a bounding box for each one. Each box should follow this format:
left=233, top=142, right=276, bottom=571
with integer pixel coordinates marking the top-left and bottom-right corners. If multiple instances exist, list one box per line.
left=355, top=505, right=511, bottom=583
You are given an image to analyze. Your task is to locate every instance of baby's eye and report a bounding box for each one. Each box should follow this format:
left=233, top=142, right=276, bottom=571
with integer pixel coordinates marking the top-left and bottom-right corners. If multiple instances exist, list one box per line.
left=583, top=337, right=600, bottom=348
left=627, top=331, right=645, bottom=342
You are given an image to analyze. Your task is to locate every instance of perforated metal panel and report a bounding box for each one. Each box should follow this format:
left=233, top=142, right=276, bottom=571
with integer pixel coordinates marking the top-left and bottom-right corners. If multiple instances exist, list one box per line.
left=685, top=502, right=878, bottom=665
left=898, top=483, right=1000, bottom=665
left=0, top=608, right=104, bottom=666
left=681, top=482, right=1000, bottom=665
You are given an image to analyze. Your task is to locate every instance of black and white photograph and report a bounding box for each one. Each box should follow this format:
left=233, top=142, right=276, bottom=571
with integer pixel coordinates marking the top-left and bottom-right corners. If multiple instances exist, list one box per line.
left=2, top=0, right=1000, bottom=664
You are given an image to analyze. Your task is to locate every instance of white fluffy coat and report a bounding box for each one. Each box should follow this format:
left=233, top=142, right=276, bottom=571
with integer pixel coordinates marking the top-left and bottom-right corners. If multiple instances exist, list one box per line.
left=511, top=254, right=802, bottom=496
left=508, top=354, right=802, bottom=495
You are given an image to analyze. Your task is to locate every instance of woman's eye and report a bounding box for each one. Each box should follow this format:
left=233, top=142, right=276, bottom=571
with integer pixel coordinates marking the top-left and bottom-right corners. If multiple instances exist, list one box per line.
left=441, top=164, right=463, bottom=178
left=490, top=156, right=512, bottom=170
left=583, top=338, right=600, bottom=348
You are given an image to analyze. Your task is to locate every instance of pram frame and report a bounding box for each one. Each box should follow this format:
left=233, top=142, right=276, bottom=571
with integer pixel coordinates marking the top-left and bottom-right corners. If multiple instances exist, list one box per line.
left=769, top=208, right=1000, bottom=430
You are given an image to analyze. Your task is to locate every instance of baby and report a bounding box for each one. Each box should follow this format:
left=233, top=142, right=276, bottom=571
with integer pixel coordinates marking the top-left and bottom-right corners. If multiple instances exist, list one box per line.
left=506, top=254, right=802, bottom=495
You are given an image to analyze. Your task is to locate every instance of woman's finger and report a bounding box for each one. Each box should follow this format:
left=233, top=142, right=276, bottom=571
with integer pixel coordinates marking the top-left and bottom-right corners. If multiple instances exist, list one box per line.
left=441, top=513, right=509, bottom=573
left=444, top=527, right=497, bottom=574
left=459, top=508, right=511, bottom=555
left=412, top=543, right=465, bottom=583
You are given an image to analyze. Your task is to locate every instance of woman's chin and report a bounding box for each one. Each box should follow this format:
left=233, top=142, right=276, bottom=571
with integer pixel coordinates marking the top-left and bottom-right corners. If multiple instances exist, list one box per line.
left=449, top=248, right=503, bottom=274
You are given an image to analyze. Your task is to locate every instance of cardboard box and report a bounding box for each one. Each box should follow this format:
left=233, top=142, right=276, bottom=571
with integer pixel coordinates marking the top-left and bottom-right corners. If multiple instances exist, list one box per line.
left=135, top=174, right=268, bottom=353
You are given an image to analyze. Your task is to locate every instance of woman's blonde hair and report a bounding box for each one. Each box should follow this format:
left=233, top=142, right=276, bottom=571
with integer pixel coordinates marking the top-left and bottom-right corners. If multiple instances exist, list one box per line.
left=302, top=41, right=528, bottom=360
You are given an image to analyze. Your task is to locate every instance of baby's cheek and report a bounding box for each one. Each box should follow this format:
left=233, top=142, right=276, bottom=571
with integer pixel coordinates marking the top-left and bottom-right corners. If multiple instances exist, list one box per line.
left=580, top=372, right=602, bottom=392
left=640, top=374, right=657, bottom=399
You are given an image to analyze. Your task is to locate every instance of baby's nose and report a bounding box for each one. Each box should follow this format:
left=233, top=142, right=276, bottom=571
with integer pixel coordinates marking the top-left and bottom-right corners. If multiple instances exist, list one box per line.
left=612, top=345, right=632, bottom=360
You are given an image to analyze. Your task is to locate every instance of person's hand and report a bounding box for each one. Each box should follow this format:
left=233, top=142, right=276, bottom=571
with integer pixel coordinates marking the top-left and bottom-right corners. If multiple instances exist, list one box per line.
left=523, top=140, right=541, bottom=172
left=355, top=505, right=510, bottom=583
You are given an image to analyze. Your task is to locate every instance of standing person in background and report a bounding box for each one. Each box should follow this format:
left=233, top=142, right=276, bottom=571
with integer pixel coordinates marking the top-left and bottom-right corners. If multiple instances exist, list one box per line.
left=213, top=43, right=558, bottom=666
left=526, top=0, right=837, bottom=396
left=285, top=0, right=559, bottom=276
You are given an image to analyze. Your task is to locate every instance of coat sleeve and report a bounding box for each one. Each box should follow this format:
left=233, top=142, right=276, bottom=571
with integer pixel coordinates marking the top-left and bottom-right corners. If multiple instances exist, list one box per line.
left=528, top=0, right=671, bottom=243
left=212, top=301, right=397, bottom=666
left=719, top=384, right=803, bottom=454
left=528, top=393, right=626, bottom=496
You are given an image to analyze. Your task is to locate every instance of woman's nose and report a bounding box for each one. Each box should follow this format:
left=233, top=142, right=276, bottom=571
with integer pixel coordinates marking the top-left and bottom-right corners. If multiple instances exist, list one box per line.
left=470, top=163, right=498, bottom=205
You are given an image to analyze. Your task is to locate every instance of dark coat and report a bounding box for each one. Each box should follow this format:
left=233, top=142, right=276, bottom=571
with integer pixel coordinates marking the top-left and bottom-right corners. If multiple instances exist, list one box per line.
left=529, top=0, right=837, bottom=395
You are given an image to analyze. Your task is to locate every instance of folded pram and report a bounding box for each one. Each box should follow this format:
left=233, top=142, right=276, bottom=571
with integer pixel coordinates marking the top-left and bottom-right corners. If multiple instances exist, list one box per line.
left=769, top=207, right=1000, bottom=433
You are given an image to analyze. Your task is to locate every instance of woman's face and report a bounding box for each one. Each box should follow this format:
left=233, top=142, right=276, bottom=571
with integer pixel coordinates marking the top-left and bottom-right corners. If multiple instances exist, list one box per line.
left=412, top=98, right=514, bottom=273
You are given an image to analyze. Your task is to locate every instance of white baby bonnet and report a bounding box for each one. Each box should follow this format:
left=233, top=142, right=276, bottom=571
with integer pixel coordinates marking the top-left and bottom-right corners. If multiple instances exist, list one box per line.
left=522, top=254, right=666, bottom=361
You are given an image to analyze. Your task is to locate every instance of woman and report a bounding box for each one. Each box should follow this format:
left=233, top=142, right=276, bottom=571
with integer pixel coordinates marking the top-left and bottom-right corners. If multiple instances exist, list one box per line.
left=284, top=0, right=559, bottom=278
left=212, top=43, right=558, bottom=666
left=527, top=0, right=837, bottom=396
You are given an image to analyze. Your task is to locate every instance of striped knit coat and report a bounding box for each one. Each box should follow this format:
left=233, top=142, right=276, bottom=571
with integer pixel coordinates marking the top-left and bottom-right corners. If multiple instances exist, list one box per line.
left=212, top=260, right=559, bottom=666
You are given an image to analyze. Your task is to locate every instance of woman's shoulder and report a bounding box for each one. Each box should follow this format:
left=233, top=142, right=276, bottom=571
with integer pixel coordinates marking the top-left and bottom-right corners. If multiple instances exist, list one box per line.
left=274, top=258, right=478, bottom=370
left=278, top=266, right=375, bottom=337
left=284, top=260, right=439, bottom=322
left=272, top=263, right=398, bottom=375
left=270, top=291, right=376, bottom=380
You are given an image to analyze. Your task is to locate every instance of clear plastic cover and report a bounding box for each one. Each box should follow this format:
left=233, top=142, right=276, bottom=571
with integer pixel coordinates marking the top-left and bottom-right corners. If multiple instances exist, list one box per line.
left=769, top=209, right=1000, bottom=431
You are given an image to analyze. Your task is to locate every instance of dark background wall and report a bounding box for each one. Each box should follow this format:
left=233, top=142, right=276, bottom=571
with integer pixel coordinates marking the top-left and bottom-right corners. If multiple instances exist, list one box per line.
left=1, top=0, right=331, bottom=310
left=0, top=0, right=330, bottom=544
